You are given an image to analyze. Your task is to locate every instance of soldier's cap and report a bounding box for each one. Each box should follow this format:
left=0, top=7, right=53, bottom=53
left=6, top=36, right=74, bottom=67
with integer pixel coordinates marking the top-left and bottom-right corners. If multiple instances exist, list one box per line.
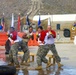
left=38, top=26, right=43, bottom=30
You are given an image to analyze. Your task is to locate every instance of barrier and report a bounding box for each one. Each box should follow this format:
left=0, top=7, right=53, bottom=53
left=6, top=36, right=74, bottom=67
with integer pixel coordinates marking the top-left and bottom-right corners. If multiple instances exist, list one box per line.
left=18, top=52, right=36, bottom=62
left=28, top=39, right=34, bottom=46
left=33, top=34, right=39, bottom=46
left=29, top=53, right=36, bottom=62
left=47, top=54, right=55, bottom=65
left=0, top=32, right=8, bottom=46
left=0, top=32, right=39, bottom=46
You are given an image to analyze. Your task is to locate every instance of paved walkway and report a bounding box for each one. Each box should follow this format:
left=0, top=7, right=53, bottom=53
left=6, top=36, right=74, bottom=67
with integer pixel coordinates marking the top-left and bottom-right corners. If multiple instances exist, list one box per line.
left=29, top=43, right=76, bottom=68
left=0, top=43, right=76, bottom=75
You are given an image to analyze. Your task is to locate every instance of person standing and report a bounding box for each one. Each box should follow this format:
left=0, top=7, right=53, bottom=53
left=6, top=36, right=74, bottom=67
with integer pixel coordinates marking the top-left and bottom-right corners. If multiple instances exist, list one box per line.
left=45, top=26, right=63, bottom=68
left=35, top=26, right=51, bottom=70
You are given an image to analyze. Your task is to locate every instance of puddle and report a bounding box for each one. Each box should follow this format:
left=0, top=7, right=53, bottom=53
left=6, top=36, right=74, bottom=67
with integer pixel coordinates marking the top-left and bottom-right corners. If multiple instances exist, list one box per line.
left=61, top=57, right=69, bottom=60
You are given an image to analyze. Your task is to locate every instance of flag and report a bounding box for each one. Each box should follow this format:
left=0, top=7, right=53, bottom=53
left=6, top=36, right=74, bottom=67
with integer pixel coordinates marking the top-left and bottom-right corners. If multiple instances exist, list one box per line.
left=1, top=13, right=5, bottom=31
left=23, top=16, right=26, bottom=25
left=17, top=14, right=21, bottom=31
left=48, top=17, right=51, bottom=26
left=11, top=13, right=14, bottom=27
left=26, top=15, right=30, bottom=25
left=38, top=16, right=41, bottom=26
left=0, top=18, right=1, bottom=24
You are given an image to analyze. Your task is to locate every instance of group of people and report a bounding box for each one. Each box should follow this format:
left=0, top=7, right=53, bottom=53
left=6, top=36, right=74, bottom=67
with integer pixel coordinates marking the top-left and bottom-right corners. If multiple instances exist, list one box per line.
left=5, top=26, right=34, bottom=68
left=35, top=26, right=63, bottom=70
left=5, top=25, right=63, bottom=70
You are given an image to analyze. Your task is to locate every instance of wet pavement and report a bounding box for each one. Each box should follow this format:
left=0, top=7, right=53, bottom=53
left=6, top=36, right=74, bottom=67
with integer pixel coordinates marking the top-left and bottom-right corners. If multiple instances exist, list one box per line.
left=0, top=43, right=76, bottom=75
left=16, top=66, right=76, bottom=75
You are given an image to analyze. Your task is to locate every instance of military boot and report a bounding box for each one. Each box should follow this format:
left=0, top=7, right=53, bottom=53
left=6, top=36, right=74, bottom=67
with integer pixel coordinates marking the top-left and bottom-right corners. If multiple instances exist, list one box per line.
left=57, top=63, right=63, bottom=68
left=21, top=61, right=30, bottom=66
left=15, top=65, right=20, bottom=68
left=8, top=62, right=14, bottom=66
left=35, top=66, right=42, bottom=70
left=46, top=62, right=52, bottom=68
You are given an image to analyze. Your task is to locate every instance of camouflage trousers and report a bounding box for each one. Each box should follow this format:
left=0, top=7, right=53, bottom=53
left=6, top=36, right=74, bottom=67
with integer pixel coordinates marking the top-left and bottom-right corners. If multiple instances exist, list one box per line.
left=20, top=41, right=30, bottom=62
left=36, top=44, right=61, bottom=66
left=9, top=40, right=29, bottom=65
left=36, top=45, right=50, bottom=66
left=9, top=42, right=19, bottom=65
left=49, top=44, right=61, bottom=63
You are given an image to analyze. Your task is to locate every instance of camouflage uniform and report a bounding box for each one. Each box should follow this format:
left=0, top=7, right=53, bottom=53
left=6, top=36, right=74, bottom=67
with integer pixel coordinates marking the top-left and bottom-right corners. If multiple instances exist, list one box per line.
left=20, top=40, right=30, bottom=62
left=36, top=44, right=61, bottom=66
left=49, top=44, right=61, bottom=63
left=9, top=40, right=30, bottom=65
left=9, top=42, right=19, bottom=65
left=36, top=45, right=50, bottom=66
left=44, top=29, right=61, bottom=64
left=22, top=31, right=33, bottom=62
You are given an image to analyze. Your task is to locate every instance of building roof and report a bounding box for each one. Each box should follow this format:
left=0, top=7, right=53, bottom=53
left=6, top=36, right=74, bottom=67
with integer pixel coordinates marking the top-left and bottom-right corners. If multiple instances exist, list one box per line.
left=33, top=14, right=76, bottom=22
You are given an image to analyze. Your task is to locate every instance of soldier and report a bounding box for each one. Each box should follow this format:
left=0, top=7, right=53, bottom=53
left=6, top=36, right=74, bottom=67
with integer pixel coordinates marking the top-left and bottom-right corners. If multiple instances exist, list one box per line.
left=35, top=26, right=51, bottom=70
left=45, top=26, right=63, bottom=68
left=21, top=26, right=34, bottom=65
left=8, top=27, right=21, bottom=68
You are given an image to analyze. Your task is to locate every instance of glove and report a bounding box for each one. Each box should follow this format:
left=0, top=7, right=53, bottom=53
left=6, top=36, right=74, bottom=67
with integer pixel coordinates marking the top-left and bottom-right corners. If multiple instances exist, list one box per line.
left=36, top=32, right=40, bottom=38
left=47, top=32, right=52, bottom=39
left=7, top=33, right=12, bottom=38
left=49, top=31, right=52, bottom=35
